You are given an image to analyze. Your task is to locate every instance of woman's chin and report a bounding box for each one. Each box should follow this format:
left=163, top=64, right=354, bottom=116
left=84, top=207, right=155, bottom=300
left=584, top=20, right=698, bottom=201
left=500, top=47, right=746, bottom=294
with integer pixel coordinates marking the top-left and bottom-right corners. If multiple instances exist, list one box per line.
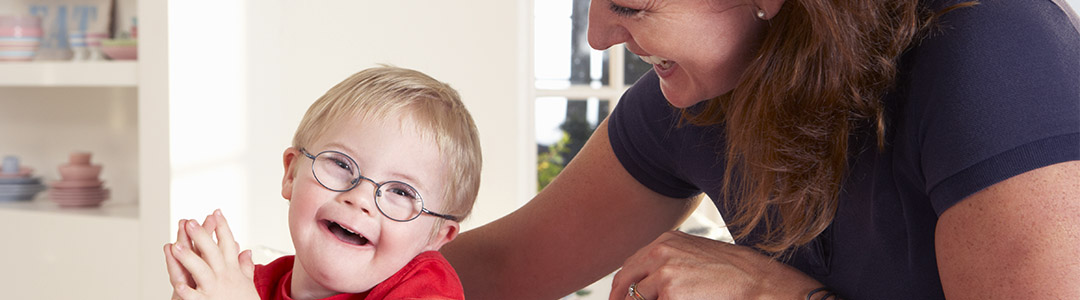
left=658, top=84, right=710, bottom=108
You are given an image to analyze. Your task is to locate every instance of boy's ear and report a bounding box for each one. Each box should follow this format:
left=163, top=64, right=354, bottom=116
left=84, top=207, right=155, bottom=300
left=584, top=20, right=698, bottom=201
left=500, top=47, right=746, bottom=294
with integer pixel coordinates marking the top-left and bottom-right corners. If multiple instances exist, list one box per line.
left=281, top=147, right=299, bottom=201
left=425, top=221, right=460, bottom=251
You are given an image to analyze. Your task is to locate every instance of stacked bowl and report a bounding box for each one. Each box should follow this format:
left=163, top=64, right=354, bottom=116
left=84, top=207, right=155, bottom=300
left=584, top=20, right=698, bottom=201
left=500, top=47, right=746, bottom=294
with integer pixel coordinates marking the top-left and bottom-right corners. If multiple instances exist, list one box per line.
left=0, top=156, right=46, bottom=201
left=0, top=15, right=42, bottom=61
left=49, top=152, right=109, bottom=207
left=101, top=38, right=137, bottom=60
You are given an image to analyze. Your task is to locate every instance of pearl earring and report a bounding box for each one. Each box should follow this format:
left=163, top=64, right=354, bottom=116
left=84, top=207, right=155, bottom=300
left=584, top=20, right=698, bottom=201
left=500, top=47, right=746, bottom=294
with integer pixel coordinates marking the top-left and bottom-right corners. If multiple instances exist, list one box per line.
left=756, top=8, right=767, bottom=19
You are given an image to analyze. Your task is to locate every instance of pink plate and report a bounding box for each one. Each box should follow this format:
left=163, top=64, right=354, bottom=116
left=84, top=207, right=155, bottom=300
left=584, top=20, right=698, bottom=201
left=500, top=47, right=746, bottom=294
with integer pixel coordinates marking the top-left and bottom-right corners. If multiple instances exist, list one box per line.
left=51, top=193, right=105, bottom=199
left=50, top=186, right=106, bottom=192
left=51, top=180, right=103, bottom=188
left=50, top=194, right=107, bottom=200
left=50, top=193, right=106, bottom=200
left=49, top=189, right=108, bottom=198
left=55, top=200, right=105, bottom=208
left=50, top=194, right=106, bottom=200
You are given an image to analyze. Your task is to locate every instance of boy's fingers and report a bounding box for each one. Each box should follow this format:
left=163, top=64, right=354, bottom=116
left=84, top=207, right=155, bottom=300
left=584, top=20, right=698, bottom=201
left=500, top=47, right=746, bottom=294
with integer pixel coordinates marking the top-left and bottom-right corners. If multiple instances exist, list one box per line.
left=211, top=210, right=240, bottom=262
left=176, top=217, right=193, bottom=253
left=170, top=242, right=215, bottom=290
left=163, top=243, right=193, bottom=289
left=174, top=282, right=202, bottom=300
left=201, top=213, right=218, bottom=238
left=183, top=220, right=227, bottom=272
left=177, top=219, right=199, bottom=257
left=174, top=223, right=197, bottom=285
left=239, top=249, right=255, bottom=279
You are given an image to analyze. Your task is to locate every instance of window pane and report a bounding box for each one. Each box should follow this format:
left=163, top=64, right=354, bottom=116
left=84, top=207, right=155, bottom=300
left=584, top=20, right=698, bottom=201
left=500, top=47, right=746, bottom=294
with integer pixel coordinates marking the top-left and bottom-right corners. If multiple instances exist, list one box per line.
left=534, top=0, right=609, bottom=88
left=623, top=46, right=652, bottom=86
left=534, top=0, right=572, bottom=88
left=536, top=97, right=610, bottom=191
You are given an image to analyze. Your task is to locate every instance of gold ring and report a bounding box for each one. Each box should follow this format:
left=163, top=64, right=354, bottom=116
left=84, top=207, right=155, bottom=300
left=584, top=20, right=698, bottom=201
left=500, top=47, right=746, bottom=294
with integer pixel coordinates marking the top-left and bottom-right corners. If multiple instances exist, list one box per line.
left=628, top=282, right=646, bottom=300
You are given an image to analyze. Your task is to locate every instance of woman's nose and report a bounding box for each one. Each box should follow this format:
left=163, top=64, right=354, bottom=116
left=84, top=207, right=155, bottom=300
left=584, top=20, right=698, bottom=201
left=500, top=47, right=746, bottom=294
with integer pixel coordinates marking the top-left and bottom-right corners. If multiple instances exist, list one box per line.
left=587, top=0, right=630, bottom=50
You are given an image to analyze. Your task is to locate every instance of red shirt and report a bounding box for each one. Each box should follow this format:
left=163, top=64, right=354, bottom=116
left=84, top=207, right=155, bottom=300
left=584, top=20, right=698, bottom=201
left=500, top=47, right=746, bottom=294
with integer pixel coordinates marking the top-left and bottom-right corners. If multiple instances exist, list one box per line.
left=253, top=251, right=464, bottom=300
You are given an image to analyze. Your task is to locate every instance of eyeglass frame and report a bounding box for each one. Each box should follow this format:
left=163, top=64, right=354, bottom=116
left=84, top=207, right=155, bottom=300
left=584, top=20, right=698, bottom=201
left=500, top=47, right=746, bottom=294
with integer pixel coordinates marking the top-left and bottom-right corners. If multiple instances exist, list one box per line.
left=300, top=148, right=460, bottom=222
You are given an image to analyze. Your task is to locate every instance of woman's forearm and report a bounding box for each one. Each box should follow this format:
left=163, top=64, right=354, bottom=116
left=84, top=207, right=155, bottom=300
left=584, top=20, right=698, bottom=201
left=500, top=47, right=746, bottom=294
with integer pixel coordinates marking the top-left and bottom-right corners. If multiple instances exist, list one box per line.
left=443, top=120, right=697, bottom=299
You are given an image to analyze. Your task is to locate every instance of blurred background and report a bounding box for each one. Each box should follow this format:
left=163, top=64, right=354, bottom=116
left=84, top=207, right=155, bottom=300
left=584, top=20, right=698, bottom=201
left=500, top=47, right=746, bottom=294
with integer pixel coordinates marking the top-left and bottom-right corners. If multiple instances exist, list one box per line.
left=0, top=0, right=1073, bottom=299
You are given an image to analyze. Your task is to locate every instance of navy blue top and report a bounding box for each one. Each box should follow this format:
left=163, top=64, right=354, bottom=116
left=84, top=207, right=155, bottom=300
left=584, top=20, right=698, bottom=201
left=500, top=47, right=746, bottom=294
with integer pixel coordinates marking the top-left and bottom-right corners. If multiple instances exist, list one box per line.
left=607, top=0, right=1080, bottom=298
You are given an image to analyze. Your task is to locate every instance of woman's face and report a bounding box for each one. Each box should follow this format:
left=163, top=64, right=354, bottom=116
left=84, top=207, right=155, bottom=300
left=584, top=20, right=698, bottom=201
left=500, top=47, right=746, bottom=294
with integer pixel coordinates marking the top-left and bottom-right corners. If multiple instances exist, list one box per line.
left=588, top=0, right=768, bottom=108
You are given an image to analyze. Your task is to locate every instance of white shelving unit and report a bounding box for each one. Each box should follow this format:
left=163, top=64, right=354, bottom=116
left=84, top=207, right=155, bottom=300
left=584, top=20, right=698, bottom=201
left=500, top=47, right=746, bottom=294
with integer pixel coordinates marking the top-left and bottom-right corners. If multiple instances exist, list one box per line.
left=0, top=61, right=138, bottom=87
left=0, top=59, right=146, bottom=299
left=0, top=1, right=256, bottom=297
left=0, top=0, right=163, bottom=298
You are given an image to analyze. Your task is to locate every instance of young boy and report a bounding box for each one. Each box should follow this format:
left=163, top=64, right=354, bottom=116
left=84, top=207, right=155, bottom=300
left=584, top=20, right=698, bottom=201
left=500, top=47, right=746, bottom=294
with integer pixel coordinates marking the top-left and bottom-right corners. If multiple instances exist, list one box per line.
left=164, top=66, right=482, bottom=300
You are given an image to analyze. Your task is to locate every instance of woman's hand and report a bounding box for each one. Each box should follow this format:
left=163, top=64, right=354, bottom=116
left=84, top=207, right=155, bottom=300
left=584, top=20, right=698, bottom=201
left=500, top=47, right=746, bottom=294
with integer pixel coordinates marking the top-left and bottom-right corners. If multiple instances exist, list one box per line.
left=164, top=210, right=258, bottom=300
left=610, top=231, right=822, bottom=300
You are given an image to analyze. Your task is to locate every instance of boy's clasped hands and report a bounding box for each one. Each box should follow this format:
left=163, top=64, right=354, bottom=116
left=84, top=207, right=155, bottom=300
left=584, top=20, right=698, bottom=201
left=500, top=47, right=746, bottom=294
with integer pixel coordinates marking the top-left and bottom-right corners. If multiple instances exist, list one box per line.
left=164, top=209, right=260, bottom=300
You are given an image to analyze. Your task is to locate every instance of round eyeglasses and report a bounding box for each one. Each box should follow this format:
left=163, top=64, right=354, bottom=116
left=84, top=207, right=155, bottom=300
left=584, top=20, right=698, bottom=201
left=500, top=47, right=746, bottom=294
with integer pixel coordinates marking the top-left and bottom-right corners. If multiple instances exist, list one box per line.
left=300, top=148, right=459, bottom=222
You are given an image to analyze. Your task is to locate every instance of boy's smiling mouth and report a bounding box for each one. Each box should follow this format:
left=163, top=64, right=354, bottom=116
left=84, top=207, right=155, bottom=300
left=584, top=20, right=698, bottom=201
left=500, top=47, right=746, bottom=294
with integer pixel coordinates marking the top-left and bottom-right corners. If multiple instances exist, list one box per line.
left=321, top=219, right=372, bottom=246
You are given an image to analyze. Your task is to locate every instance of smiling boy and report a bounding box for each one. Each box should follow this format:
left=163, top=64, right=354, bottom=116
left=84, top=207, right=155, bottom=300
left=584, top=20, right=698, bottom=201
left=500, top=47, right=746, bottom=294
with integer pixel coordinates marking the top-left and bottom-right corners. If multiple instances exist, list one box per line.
left=165, top=66, right=481, bottom=300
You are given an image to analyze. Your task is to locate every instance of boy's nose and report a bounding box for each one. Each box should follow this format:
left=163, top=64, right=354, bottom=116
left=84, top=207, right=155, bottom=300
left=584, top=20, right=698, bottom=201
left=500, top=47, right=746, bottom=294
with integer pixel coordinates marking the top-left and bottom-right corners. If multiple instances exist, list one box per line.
left=340, top=180, right=378, bottom=216
left=341, top=198, right=372, bottom=216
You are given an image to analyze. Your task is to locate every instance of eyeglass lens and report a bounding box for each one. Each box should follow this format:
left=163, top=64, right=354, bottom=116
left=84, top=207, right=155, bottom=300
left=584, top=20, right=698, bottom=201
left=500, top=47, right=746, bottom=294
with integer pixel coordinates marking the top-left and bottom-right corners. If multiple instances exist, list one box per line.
left=311, top=151, right=424, bottom=221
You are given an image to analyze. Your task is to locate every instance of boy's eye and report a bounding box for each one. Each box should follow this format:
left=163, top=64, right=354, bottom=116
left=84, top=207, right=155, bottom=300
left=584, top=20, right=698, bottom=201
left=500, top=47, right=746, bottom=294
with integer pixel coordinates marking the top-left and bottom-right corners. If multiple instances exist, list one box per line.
left=609, top=2, right=641, bottom=17
left=332, top=159, right=350, bottom=171
left=386, top=186, right=418, bottom=199
left=391, top=188, right=414, bottom=198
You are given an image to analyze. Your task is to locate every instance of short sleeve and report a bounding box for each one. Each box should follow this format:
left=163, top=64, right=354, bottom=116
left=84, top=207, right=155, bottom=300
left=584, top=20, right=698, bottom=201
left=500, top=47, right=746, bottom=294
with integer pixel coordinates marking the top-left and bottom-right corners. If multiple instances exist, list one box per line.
left=907, top=0, right=1080, bottom=214
left=607, top=70, right=702, bottom=199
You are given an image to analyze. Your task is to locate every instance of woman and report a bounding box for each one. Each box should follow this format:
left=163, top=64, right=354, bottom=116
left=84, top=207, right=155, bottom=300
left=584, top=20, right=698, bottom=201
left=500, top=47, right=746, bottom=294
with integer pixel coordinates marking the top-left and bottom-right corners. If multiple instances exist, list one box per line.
left=444, top=0, right=1080, bottom=299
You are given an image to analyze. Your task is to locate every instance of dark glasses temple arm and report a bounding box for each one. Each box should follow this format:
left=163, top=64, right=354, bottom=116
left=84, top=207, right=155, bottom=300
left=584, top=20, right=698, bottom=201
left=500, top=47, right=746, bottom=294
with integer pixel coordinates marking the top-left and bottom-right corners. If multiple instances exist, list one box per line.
left=299, top=148, right=317, bottom=159
left=422, top=208, right=460, bottom=222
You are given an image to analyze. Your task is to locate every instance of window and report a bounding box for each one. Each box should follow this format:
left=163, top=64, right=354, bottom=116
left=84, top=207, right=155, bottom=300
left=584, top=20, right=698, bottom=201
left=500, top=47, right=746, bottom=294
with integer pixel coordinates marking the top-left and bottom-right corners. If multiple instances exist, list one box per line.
left=533, top=0, right=650, bottom=192
left=531, top=1, right=731, bottom=299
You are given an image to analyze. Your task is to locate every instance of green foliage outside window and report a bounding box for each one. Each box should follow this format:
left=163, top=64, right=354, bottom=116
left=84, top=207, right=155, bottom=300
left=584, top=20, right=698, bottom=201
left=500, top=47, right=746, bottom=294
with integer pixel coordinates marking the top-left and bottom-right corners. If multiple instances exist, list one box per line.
left=537, top=133, right=571, bottom=192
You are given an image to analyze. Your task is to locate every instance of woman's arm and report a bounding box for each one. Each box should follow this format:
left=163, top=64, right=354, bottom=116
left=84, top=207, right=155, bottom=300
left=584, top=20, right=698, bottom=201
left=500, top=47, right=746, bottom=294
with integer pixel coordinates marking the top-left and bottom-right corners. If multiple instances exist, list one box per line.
left=936, top=160, right=1080, bottom=298
left=442, top=119, right=700, bottom=299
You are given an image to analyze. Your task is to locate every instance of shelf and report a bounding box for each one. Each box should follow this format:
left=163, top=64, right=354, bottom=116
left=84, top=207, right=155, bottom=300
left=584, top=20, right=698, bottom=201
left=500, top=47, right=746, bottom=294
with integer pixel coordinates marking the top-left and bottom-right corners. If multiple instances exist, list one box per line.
left=0, top=199, right=140, bottom=300
left=0, top=199, right=138, bottom=220
left=0, top=61, right=138, bottom=87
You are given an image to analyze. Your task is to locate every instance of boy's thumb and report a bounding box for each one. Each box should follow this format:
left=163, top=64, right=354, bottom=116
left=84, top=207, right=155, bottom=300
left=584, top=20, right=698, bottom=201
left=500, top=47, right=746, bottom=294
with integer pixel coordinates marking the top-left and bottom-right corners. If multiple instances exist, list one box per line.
left=239, top=249, right=255, bottom=279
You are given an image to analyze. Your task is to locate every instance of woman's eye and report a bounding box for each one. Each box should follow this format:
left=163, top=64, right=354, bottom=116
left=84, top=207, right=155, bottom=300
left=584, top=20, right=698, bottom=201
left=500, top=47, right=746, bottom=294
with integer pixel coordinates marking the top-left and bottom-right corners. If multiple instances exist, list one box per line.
left=609, top=2, right=641, bottom=17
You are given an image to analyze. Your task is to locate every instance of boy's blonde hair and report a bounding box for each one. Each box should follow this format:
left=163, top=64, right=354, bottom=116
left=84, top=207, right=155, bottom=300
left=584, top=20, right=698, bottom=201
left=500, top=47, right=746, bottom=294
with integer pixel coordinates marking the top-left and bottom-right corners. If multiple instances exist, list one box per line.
left=292, top=66, right=482, bottom=221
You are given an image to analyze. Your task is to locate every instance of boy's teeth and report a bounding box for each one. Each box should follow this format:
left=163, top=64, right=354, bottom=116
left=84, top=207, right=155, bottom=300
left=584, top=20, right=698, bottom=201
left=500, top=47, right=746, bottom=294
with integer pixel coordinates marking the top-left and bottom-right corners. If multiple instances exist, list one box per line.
left=327, top=221, right=369, bottom=246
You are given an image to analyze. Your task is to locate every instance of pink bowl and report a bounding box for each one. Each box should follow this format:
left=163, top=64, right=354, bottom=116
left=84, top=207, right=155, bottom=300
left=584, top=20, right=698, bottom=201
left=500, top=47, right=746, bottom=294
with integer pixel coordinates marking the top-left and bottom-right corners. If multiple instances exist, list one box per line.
left=58, top=164, right=102, bottom=180
left=0, top=15, right=42, bottom=37
left=102, top=44, right=136, bottom=60
left=69, top=152, right=92, bottom=165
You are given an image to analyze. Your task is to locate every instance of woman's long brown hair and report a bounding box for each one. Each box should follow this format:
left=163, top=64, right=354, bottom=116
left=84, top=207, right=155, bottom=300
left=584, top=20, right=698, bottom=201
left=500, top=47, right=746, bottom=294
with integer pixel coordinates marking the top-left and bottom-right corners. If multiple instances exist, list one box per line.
left=684, top=0, right=975, bottom=254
